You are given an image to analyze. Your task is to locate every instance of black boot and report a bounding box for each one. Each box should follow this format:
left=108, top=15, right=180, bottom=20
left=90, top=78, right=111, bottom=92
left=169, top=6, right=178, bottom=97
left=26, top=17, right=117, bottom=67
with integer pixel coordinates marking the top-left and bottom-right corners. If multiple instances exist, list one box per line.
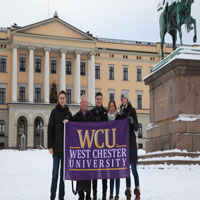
left=93, top=193, right=97, bottom=200
left=102, top=193, right=106, bottom=200
left=86, top=192, right=91, bottom=200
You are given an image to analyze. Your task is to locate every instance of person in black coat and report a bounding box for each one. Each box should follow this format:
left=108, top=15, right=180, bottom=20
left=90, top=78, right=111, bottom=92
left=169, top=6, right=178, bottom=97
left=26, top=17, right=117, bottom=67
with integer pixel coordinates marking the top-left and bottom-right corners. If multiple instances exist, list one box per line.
left=119, top=94, right=140, bottom=200
left=48, top=90, right=73, bottom=200
left=72, top=95, right=95, bottom=200
left=90, top=92, right=108, bottom=200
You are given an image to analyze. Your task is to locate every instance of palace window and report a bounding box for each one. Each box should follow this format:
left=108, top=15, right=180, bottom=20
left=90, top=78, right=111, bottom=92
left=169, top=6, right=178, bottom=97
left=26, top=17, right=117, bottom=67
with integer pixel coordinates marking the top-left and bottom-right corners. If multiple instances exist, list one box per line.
left=66, top=60, right=72, bottom=75
left=109, top=93, right=115, bottom=101
left=80, top=90, right=86, bottom=96
left=95, top=65, right=100, bottom=79
left=123, top=67, right=128, bottom=81
left=137, top=68, right=142, bottom=81
left=0, top=88, right=6, bottom=104
left=35, top=58, right=41, bottom=73
left=0, top=57, right=6, bottom=73
left=0, top=120, right=5, bottom=136
left=138, top=123, right=143, bottom=138
left=138, top=143, right=143, bottom=149
left=35, top=88, right=41, bottom=103
left=51, top=59, right=57, bottom=74
left=19, top=87, right=26, bottom=102
left=137, top=94, right=142, bottom=109
left=96, top=53, right=100, bottom=57
left=80, top=61, right=86, bottom=76
left=19, top=56, right=26, bottom=72
left=66, top=89, right=72, bottom=104
left=109, top=66, right=114, bottom=80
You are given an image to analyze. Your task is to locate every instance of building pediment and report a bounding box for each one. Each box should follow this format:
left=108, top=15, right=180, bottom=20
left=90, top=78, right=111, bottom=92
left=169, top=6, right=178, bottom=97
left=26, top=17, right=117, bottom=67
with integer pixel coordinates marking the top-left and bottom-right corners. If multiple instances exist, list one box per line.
left=12, top=17, right=96, bottom=42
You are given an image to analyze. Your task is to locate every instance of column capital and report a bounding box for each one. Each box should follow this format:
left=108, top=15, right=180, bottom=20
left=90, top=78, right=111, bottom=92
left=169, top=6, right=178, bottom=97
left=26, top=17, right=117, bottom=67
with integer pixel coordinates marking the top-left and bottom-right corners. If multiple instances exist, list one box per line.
left=28, top=46, right=35, bottom=51
left=75, top=50, right=81, bottom=55
left=89, top=51, right=96, bottom=56
left=44, top=47, right=51, bottom=52
left=60, top=48, right=67, bottom=54
left=12, top=44, right=19, bottom=49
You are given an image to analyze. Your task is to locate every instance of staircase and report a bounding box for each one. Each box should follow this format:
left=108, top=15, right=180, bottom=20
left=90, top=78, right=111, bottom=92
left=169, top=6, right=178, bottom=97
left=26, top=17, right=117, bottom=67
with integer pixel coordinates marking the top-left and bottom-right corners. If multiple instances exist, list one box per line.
left=138, top=151, right=200, bottom=165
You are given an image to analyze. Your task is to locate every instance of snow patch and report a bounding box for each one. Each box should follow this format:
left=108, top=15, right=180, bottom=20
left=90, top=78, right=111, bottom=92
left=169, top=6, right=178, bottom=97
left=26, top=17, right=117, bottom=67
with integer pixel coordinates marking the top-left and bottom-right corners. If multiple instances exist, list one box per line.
left=146, top=123, right=158, bottom=130
left=173, top=114, right=200, bottom=122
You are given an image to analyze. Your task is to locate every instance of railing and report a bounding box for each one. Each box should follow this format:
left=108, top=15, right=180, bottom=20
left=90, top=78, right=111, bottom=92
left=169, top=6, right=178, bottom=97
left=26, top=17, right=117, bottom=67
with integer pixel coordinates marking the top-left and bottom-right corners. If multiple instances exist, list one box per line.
left=98, top=37, right=194, bottom=48
left=0, top=27, right=7, bottom=32
left=98, top=37, right=157, bottom=46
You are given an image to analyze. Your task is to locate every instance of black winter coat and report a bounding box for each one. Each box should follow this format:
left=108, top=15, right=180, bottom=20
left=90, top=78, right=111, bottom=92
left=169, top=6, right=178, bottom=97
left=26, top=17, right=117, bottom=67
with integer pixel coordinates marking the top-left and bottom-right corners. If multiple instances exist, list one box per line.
left=120, top=102, right=139, bottom=163
left=73, top=110, right=95, bottom=123
left=90, top=106, right=108, bottom=122
left=72, top=110, right=94, bottom=193
left=48, top=104, right=72, bottom=155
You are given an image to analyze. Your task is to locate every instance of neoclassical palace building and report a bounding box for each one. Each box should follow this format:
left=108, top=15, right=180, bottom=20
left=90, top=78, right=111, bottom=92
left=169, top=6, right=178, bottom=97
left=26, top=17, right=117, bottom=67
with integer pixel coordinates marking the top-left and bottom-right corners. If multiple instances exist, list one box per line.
left=0, top=13, right=175, bottom=149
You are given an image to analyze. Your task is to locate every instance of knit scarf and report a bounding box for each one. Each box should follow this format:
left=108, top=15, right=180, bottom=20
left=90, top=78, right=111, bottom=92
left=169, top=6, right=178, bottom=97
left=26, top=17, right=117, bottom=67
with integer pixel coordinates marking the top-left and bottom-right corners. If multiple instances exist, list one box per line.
left=107, top=112, right=118, bottom=121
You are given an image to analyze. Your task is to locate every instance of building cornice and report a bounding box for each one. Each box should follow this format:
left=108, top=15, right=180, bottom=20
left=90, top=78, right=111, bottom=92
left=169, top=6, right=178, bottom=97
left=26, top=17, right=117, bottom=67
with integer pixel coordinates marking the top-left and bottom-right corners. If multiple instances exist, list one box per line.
left=12, top=32, right=96, bottom=44
left=12, top=41, right=95, bottom=54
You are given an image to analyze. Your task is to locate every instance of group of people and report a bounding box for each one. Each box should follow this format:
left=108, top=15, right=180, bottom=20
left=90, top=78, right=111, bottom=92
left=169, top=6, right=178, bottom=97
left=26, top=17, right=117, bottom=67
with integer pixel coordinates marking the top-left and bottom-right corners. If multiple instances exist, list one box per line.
left=48, top=90, right=141, bottom=200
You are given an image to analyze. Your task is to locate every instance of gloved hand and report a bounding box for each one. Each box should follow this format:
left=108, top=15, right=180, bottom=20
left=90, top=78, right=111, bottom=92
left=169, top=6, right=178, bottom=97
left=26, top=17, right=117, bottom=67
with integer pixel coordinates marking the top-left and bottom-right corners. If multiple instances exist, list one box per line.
left=127, top=116, right=134, bottom=124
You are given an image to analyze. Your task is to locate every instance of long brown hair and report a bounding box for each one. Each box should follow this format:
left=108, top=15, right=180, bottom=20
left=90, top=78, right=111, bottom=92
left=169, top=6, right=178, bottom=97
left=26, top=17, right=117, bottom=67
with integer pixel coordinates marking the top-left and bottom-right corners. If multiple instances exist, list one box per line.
left=108, top=100, right=117, bottom=111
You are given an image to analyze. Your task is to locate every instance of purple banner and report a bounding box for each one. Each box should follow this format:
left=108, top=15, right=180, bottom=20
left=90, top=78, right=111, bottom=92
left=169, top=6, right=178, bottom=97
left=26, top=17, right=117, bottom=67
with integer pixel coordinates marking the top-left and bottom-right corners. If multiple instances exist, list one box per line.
left=64, top=119, right=129, bottom=180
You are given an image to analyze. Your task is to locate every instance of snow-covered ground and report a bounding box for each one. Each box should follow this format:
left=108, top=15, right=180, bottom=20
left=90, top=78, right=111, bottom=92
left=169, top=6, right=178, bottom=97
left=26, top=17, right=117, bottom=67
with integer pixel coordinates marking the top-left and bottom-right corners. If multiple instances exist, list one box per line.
left=0, top=150, right=200, bottom=200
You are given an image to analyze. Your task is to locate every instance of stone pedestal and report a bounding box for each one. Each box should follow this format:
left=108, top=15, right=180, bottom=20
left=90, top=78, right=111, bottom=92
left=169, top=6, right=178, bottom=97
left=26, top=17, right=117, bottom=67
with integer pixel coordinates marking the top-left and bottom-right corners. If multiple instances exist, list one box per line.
left=144, top=47, right=200, bottom=152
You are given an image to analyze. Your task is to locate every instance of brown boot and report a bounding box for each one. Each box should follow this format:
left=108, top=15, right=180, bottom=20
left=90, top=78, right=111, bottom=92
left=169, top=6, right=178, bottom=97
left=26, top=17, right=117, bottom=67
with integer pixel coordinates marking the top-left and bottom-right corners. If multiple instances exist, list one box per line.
left=114, top=195, right=119, bottom=200
left=109, top=195, right=114, bottom=200
left=125, top=188, right=131, bottom=200
left=134, top=188, right=141, bottom=200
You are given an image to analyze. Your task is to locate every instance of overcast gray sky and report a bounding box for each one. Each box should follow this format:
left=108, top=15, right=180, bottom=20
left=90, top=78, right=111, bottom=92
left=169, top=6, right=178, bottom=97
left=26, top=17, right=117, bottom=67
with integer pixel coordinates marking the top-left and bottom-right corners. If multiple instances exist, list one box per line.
left=1, top=0, right=200, bottom=45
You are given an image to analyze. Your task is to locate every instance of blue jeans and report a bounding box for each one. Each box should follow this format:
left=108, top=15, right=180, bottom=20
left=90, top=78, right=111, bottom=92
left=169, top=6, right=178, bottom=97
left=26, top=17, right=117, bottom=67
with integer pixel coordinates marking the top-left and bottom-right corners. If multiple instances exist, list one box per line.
left=50, top=154, right=65, bottom=200
left=110, top=179, right=120, bottom=196
left=126, top=162, right=139, bottom=188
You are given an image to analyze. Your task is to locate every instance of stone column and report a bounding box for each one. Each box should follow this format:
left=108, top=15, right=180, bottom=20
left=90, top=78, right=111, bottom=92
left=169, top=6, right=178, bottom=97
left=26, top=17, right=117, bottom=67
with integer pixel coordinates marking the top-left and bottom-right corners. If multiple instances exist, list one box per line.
left=88, top=52, right=95, bottom=105
left=60, top=49, right=67, bottom=92
left=74, top=51, right=81, bottom=104
left=27, top=124, right=34, bottom=148
left=12, top=45, right=18, bottom=102
left=43, top=125, right=48, bottom=148
left=44, top=48, right=51, bottom=103
left=28, top=47, right=35, bottom=103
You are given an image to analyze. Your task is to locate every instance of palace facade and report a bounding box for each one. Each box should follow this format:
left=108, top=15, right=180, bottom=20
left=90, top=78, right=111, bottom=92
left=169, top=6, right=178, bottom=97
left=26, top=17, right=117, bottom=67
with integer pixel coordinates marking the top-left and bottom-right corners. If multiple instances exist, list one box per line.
left=0, top=13, right=174, bottom=149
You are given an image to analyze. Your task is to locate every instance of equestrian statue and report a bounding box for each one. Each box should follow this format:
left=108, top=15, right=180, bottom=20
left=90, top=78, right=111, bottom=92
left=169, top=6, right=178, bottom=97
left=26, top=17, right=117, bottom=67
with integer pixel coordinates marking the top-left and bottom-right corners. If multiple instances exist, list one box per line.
left=158, top=0, right=197, bottom=59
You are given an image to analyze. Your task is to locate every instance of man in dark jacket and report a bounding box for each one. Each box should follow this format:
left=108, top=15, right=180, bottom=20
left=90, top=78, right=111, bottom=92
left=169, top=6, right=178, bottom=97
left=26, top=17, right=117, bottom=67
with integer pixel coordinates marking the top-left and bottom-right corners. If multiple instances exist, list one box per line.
left=48, top=90, right=73, bottom=200
left=120, top=93, right=140, bottom=200
left=73, top=95, right=94, bottom=200
left=90, top=92, right=108, bottom=200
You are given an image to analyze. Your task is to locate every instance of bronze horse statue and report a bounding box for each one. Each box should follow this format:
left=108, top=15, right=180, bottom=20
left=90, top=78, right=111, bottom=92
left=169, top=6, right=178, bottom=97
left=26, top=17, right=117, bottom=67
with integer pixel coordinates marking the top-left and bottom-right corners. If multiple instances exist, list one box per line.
left=158, top=0, right=197, bottom=58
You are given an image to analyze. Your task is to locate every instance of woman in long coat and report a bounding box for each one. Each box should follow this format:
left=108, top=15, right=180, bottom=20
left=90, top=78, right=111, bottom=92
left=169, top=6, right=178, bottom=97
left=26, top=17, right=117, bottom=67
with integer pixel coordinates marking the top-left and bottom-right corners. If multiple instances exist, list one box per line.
left=120, top=94, right=140, bottom=200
